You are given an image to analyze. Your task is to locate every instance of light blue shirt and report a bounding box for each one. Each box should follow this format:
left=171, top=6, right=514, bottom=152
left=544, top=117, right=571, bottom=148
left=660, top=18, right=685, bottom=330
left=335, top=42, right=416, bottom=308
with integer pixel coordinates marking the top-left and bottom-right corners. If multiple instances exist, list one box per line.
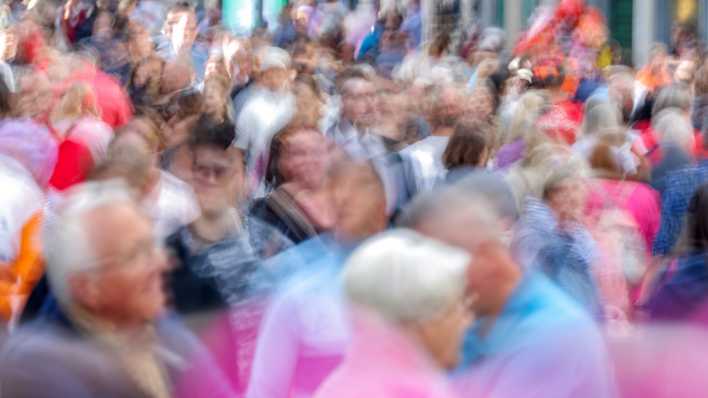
left=456, top=274, right=617, bottom=398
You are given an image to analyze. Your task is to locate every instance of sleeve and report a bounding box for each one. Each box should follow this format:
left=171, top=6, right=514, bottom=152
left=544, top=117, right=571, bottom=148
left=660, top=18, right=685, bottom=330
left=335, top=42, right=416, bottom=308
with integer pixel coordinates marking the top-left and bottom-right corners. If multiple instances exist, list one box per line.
left=653, top=184, right=684, bottom=256
left=245, top=292, right=300, bottom=398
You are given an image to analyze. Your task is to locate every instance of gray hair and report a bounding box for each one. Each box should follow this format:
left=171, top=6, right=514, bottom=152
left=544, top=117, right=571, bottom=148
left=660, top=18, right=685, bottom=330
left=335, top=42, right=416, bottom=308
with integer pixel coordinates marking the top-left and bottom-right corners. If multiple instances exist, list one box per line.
left=652, top=84, right=693, bottom=117
left=397, top=184, right=505, bottom=243
left=653, top=108, right=695, bottom=152
left=581, top=100, right=621, bottom=136
left=343, top=228, right=469, bottom=323
left=43, top=180, right=136, bottom=307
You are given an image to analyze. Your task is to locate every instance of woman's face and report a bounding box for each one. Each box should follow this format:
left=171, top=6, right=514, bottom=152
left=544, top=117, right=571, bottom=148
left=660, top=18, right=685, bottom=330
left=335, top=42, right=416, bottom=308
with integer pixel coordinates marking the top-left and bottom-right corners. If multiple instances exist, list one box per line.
left=278, top=130, right=328, bottom=190
left=204, top=82, right=226, bottom=116
left=417, top=299, right=474, bottom=370
left=546, top=178, right=587, bottom=226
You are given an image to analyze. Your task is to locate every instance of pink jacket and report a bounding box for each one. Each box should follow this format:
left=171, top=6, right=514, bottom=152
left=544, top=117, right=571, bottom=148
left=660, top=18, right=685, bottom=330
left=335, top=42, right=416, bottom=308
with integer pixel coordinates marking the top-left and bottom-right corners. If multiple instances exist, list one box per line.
left=314, top=311, right=458, bottom=398
left=585, top=179, right=661, bottom=253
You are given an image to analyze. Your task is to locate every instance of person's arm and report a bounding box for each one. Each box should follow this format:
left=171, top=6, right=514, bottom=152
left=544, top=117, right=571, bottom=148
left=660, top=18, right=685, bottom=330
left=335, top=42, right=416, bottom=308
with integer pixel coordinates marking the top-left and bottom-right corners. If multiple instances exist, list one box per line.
left=245, top=292, right=300, bottom=398
left=653, top=184, right=683, bottom=256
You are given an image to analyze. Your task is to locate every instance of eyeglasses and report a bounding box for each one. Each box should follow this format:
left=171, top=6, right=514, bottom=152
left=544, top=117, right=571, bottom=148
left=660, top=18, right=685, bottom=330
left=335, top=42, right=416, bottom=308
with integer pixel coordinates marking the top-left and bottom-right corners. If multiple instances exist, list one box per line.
left=89, top=239, right=164, bottom=275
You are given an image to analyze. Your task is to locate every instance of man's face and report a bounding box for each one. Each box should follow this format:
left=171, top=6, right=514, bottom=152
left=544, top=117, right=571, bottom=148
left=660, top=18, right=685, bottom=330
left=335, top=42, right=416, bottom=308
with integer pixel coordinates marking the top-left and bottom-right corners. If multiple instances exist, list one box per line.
left=74, top=204, right=168, bottom=325
left=329, top=164, right=387, bottom=242
left=165, top=10, right=197, bottom=51
left=342, top=79, right=377, bottom=129
left=415, top=212, right=503, bottom=317
left=191, top=146, right=245, bottom=215
left=258, top=67, right=293, bottom=92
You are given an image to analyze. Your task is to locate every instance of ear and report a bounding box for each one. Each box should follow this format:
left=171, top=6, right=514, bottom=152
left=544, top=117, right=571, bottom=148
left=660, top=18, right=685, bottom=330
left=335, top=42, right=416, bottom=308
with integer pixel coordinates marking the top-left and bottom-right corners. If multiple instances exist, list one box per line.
left=69, top=273, right=100, bottom=311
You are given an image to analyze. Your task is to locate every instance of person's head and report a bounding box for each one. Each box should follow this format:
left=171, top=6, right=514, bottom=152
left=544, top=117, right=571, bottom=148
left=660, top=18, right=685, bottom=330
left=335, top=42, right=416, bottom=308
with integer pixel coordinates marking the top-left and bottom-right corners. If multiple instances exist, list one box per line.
left=343, top=229, right=473, bottom=369
left=50, top=82, right=100, bottom=125
left=587, top=130, right=633, bottom=177
left=92, top=11, right=114, bottom=41
left=581, top=100, right=622, bottom=137
left=649, top=43, right=669, bottom=71
left=675, top=59, right=697, bottom=85
left=90, top=130, right=157, bottom=199
left=127, top=23, right=154, bottom=62
left=430, top=85, right=466, bottom=130
left=203, top=74, right=230, bottom=122
left=652, top=83, right=693, bottom=117
left=443, top=121, right=490, bottom=169
left=229, top=39, right=253, bottom=85
left=398, top=188, right=521, bottom=317
left=188, top=116, right=245, bottom=216
left=291, top=76, right=324, bottom=128
left=652, top=108, right=696, bottom=155
left=255, top=46, right=294, bottom=92
left=163, top=2, right=197, bottom=51
left=606, top=66, right=636, bottom=121
left=266, top=123, right=328, bottom=190
left=130, top=56, right=165, bottom=102
left=531, top=58, right=565, bottom=91
left=43, top=181, right=168, bottom=327
left=429, top=31, right=450, bottom=58
left=501, top=90, right=547, bottom=144
left=327, top=157, right=388, bottom=242
left=160, top=58, right=194, bottom=95
left=541, top=158, right=590, bottom=223
left=340, top=75, right=377, bottom=129
left=14, top=70, right=52, bottom=119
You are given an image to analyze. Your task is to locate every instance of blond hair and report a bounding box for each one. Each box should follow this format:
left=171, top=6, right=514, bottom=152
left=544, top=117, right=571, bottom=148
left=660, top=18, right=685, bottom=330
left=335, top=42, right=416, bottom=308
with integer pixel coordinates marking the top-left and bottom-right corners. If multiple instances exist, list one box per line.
left=50, top=82, right=101, bottom=125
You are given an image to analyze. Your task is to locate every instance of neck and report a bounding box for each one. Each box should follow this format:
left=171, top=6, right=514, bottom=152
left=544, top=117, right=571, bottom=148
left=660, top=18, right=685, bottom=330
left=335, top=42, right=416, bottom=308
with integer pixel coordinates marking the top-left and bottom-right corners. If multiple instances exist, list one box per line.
left=191, top=208, right=240, bottom=243
left=432, top=126, right=454, bottom=137
left=478, top=268, right=522, bottom=336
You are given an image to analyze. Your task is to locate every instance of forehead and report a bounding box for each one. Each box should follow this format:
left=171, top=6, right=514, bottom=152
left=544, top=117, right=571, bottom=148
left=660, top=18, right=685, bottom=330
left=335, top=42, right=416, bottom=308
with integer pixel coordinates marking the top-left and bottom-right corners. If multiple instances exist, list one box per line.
left=193, top=145, right=242, bottom=167
left=343, top=79, right=375, bottom=95
left=83, top=204, right=150, bottom=256
left=283, top=129, right=322, bottom=145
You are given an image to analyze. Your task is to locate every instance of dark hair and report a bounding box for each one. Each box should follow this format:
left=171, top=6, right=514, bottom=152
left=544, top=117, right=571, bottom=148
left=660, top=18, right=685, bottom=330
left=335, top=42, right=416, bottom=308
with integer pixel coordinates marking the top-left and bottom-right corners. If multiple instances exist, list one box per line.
left=169, top=1, right=195, bottom=14
left=264, top=122, right=318, bottom=188
left=588, top=131, right=627, bottom=177
left=443, top=122, right=489, bottom=169
left=188, top=114, right=236, bottom=151
left=0, top=78, right=11, bottom=117
left=684, top=183, right=708, bottom=252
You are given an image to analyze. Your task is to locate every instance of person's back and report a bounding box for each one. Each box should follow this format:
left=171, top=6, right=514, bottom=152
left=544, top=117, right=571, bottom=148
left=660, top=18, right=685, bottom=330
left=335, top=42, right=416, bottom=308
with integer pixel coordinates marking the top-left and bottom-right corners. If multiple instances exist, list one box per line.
left=400, top=135, right=450, bottom=194
left=456, top=273, right=615, bottom=398
left=314, top=311, right=457, bottom=398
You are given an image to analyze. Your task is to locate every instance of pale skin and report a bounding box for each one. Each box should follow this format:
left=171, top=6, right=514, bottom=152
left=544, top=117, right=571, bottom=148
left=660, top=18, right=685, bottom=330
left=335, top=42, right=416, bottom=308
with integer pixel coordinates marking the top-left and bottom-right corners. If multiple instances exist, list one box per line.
left=69, top=203, right=169, bottom=330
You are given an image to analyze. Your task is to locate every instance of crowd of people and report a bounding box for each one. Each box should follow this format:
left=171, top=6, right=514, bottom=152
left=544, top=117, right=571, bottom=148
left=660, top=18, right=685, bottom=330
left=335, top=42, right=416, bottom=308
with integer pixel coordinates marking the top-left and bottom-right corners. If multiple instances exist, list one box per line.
left=2, top=0, right=708, bottom=396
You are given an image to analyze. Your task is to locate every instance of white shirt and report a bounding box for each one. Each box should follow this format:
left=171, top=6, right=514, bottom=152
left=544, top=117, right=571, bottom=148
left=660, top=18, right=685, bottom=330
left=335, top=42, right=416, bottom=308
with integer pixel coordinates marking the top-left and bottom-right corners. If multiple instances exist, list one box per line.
left=144, top=171, right=200, bottom=241
left=400, top=136, right=450, bottom=194
left=0, top=156, right=43, bottom=263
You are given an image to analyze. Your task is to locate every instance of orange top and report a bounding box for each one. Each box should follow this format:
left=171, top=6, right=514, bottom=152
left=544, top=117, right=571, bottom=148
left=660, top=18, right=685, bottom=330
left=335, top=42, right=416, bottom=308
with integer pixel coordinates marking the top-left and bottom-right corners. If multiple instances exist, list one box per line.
left=0, top=212, right=44, bottom=323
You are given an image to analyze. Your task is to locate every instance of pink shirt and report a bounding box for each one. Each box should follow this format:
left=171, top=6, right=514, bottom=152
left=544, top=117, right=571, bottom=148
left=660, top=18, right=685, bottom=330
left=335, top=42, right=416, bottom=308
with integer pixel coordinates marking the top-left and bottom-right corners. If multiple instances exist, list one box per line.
left=314, top=311, right=458, bottom=398
left=585, top=179, right=661, bottom=253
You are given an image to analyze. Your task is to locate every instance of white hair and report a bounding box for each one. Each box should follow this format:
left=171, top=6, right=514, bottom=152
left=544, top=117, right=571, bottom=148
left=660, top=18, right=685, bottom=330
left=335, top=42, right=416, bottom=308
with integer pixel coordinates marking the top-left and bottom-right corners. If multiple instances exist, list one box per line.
left=653, top=108, right=695, bottom=153
left=42, top=180, right=136, bottom=307
left=581, top=101, right=621, bottom=136
left=343, top=229, right=470, bottom=324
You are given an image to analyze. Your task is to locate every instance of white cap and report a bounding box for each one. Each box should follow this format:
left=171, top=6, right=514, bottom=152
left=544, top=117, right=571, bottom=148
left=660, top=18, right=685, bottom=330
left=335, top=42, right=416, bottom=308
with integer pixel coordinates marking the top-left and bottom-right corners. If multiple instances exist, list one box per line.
left=257, top=46, right=291, bottom=72
left=343, top=229, right=470, bottom=323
